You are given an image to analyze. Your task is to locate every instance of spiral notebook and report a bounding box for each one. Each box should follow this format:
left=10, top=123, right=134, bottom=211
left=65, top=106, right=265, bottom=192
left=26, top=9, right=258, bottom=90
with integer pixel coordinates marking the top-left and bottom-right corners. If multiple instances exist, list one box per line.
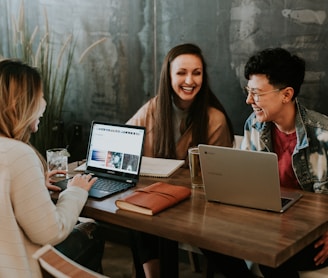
left=139, top=157, right=185, bottom=178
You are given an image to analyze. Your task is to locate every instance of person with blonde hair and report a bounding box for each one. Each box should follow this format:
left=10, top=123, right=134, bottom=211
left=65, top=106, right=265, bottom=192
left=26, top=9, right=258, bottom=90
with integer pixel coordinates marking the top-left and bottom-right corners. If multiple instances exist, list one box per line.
left=0, top=59, right=104, bottom=277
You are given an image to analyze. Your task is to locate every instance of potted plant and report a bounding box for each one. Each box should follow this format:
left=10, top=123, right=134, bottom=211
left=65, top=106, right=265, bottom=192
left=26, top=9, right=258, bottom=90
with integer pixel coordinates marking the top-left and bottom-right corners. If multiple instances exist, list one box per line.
left=1, top=2, right=105, bottom=156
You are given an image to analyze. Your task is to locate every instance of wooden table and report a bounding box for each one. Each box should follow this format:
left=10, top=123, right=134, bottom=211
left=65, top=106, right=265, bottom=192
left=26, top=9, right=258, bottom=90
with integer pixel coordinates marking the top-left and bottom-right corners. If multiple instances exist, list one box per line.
left=57, top=162, right=328, bottom=276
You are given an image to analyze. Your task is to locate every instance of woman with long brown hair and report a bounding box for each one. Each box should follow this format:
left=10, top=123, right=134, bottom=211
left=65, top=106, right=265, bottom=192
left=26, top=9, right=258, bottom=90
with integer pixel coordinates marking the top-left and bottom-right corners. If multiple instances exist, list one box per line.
left=127, top=43, right=234, bottom=277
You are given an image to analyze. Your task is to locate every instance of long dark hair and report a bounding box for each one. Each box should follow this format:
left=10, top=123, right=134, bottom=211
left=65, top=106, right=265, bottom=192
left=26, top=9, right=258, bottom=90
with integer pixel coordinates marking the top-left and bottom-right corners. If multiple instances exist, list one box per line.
left=154, top=43, right=234, bottom=158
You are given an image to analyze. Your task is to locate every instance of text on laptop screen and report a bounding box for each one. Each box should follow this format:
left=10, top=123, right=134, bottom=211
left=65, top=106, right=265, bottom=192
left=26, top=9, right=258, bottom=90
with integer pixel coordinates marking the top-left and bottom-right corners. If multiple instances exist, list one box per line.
left=86, top=123, right=145, bottom=175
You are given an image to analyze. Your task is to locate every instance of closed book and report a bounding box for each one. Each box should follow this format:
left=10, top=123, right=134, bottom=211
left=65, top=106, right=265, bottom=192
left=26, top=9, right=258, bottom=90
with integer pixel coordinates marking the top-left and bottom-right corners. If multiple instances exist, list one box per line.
left=115, top=182, right=191, bottom=215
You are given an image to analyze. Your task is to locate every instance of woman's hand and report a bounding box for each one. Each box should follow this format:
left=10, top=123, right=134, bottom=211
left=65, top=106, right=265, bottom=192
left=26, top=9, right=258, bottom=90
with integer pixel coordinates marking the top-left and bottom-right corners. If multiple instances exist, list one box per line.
left=45, top=170, right=67, bottom=191
left=314, top=231, right=328, bottom=265
left=68, top=173, right=97, bottom=191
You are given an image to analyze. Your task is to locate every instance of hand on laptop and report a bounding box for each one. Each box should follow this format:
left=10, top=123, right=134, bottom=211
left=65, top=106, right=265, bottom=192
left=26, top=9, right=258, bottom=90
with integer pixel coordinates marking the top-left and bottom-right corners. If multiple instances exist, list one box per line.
left=68, top=174, right=98, bottom=192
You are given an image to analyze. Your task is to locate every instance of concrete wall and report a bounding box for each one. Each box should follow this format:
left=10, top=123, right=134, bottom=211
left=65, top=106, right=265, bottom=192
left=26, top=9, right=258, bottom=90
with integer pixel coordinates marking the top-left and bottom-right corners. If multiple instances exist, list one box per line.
left=1, top=0, right=328, bottom=160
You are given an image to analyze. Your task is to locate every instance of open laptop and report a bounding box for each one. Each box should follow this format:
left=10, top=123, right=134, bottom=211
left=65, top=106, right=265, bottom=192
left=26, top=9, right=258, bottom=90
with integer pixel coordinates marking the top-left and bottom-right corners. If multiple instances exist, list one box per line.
left=198, top=144, right=302, bottom=213
left=55, top=121, right=145, bottom=198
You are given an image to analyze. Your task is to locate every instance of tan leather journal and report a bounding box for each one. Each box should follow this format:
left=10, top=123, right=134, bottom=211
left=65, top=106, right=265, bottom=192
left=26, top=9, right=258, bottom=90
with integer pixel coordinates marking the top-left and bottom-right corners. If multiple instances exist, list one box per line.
left=115, top=182, right=191, bottom=215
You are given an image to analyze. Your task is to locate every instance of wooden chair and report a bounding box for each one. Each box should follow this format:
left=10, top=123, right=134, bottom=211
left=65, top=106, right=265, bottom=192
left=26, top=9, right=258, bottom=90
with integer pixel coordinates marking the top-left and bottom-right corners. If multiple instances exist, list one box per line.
left=179, top=242, right=203, bottom=273
left=250, top=262, right=328, bottom=278
left=300, top=268, right=328, bottom=278
left=33, top=244, right=108, bottom=278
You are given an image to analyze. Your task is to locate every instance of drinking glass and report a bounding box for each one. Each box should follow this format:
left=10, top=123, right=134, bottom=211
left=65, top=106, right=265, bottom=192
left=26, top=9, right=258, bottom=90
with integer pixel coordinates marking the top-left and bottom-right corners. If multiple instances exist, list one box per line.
left=188, top=147, right=204, bottom=189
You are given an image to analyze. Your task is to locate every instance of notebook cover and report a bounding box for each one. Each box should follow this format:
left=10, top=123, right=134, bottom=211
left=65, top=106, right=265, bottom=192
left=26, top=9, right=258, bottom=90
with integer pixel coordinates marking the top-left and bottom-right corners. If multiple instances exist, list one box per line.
left=139, top=157, right=185, bottom=177
left=115, top=182, right=191, bottom=215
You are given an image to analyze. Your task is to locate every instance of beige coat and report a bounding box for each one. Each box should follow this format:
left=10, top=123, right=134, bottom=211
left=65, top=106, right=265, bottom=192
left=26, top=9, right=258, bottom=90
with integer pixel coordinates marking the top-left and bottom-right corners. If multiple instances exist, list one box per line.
left=127, top=96, right=232, bottom=164
left=0, top=137, right=88, bottom=277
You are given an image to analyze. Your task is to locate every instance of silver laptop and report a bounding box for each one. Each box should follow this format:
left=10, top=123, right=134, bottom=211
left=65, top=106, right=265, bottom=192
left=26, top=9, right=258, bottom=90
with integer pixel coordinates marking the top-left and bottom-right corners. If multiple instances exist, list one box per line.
left=198, top=144, right=302, bottom=213
left=55, top=121, right=145, bottom=198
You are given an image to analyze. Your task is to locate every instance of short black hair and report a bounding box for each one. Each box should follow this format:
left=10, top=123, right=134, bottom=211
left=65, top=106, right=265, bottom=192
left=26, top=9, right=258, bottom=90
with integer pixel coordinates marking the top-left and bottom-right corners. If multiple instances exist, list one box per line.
left=244, top=48, right=305, bottom=98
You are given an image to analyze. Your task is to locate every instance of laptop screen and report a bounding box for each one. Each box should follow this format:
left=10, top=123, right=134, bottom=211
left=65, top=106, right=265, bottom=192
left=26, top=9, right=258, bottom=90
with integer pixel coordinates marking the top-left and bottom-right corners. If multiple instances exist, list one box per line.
left=85, top=121, right=145, bottom=180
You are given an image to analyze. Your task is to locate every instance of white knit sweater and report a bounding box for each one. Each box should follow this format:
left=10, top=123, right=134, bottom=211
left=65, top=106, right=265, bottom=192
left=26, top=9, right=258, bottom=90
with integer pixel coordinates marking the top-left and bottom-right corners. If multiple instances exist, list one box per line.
left=0, top=137, right=88, bottom=277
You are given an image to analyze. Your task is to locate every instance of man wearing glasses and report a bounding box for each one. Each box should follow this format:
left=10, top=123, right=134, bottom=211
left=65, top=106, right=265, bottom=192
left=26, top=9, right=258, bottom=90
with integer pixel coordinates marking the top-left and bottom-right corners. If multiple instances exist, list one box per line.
left=242, top=47, right=328, bottom=277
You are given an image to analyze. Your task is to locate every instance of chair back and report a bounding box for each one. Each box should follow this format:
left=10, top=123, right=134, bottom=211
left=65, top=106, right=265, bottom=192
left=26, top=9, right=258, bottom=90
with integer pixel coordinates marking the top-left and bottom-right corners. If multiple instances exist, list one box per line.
left=33, top=244, right=109, bottom=278
left=234, top=135, right=243, bottom=149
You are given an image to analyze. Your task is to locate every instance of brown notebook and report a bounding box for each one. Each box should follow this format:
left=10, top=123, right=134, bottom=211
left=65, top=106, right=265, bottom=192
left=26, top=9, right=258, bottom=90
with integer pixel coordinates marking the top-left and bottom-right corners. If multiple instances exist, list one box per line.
left=115, top=182, right=191, bottom=215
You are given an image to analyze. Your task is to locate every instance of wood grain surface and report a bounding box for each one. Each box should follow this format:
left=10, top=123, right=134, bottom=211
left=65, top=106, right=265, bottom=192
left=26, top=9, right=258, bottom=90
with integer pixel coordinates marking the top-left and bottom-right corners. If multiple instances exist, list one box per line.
left=52, top=163, right=328, bottom=268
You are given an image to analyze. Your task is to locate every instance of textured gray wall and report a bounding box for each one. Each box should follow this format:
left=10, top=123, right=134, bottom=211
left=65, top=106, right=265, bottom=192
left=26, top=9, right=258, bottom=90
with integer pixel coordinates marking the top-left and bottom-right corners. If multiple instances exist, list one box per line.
left=1, top=0, right=328, bottom=160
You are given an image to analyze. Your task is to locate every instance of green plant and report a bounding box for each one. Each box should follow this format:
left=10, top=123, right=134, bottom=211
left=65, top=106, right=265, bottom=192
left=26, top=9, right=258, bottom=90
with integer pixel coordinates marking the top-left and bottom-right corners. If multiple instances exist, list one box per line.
left=1, top=2, right=105, bottom=156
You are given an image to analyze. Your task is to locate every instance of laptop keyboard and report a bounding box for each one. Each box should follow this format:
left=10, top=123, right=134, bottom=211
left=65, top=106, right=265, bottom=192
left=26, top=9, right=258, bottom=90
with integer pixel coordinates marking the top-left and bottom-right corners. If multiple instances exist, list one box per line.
left=55, top=177, right=133, bottom=196
left=281, top=197, right=291, bottom=207
left=92, top=178, right=133, bottom=194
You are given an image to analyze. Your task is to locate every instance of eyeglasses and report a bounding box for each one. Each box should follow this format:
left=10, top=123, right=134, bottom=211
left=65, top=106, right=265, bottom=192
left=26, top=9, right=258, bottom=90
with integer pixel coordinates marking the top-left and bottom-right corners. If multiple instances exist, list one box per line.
left=243, top=86, right=285, bottom=102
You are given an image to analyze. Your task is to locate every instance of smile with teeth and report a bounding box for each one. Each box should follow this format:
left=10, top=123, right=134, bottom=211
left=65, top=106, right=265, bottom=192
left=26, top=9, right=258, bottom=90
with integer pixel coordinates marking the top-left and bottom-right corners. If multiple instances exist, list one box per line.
left=253, top=107, right=263, bottom=112
left=181, top=86, right=195, bottom=92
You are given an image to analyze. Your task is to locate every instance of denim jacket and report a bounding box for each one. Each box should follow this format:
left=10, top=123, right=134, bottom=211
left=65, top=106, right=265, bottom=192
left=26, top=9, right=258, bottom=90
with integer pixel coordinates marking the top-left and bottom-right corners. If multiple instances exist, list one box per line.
left=241, top=99, right=328, bottom=193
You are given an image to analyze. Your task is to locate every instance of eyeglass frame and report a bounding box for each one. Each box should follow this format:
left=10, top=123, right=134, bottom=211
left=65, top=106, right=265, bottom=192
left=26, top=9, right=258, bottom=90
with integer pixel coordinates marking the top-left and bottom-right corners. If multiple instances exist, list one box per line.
left=243, top=86, right=286, bottom=102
